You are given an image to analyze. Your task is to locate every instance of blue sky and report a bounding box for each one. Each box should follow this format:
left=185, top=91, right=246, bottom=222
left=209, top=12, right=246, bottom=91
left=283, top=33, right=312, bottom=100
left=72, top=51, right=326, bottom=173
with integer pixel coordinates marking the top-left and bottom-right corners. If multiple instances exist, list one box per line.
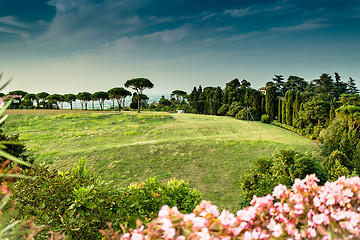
left=0, top=0, right=359, bottom=96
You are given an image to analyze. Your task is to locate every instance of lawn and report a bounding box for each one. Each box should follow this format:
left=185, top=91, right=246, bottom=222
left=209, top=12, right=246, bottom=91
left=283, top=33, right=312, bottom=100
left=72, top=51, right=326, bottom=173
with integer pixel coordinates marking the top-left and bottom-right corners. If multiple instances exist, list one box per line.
left=4, top=110, right=319, bottom=210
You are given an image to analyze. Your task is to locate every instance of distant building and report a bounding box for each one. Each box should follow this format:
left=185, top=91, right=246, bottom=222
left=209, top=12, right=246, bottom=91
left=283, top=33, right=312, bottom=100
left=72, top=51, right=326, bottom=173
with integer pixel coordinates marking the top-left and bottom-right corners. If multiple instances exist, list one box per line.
left=176, top=110, right=185, bottom=113
left=259, top=86, right=271, bottom=95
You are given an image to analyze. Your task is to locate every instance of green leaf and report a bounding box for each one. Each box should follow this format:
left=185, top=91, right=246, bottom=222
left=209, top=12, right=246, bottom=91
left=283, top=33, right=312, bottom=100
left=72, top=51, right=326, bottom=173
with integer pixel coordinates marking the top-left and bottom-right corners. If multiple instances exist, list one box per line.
left=0, top=149, right=31, bottom=167
left=86, top=201, right=96, bottom=209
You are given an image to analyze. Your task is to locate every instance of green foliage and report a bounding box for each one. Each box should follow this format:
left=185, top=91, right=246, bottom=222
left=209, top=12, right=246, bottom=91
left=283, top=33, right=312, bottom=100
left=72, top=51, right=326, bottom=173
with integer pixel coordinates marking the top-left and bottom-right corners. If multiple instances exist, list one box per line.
left=235, top=107, right=259, bottom=121
left=12, top=159, right=201, bottom=239
left=240, top=149, right=327, bottom=207
left=324, top=150, right=351, bottom=181
left=217, top=104, right=229, bottom=116
left=226, top=102, right=242, bottom=117
left=261, top=114, right=271, bottom=124
left=265, top=86, right=277, bottom=120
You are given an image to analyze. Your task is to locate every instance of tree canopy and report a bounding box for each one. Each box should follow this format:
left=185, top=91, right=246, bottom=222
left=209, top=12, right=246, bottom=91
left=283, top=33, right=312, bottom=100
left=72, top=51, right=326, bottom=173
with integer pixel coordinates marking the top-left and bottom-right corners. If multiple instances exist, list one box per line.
left=124, top=78, right=154, bottom=113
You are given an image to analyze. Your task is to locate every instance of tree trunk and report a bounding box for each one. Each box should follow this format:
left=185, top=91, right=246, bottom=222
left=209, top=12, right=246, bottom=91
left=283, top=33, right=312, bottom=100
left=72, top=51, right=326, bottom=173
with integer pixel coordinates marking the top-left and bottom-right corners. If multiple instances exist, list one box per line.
left=70, top=102, right=73, bottom=110
left=138, top=95, right=141, bottom=113
left=116, top=98, right=121, bottom=112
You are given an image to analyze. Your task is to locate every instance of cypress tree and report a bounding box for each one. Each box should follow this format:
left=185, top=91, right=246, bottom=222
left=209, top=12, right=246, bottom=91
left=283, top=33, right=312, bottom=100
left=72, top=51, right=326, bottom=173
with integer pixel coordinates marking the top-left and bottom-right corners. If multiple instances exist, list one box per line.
left=265, top=86, right=277, bottom=120
left=261, top=98, right=265, bottom=115
left=285, top=90, right=294, bottom=126
left=282, top=96, right=286, bottom=123
left=293, top=91, right=301, bottom=126
left=278, top=98, right=282, bottom=122
left=329, top=98, right=336, bottom=123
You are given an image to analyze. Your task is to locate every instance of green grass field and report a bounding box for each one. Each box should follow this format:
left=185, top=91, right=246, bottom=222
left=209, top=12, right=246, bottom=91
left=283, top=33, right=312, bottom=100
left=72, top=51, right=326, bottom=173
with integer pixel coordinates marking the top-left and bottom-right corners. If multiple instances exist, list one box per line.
left=4, top=110, right=319, bottom=210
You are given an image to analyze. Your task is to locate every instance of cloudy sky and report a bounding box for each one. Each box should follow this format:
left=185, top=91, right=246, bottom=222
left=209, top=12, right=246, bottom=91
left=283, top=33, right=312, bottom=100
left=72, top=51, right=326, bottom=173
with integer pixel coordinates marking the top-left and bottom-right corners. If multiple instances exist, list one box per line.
left=0, top=0, right=359, bottom=96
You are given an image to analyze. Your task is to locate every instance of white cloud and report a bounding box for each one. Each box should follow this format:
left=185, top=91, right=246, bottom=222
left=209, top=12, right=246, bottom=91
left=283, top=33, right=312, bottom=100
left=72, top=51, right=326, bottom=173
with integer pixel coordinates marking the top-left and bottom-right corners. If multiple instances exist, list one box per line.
left=0, top=16, right=32, bottom=28
left=0, top=26, right=30, bottom=39
left=145, top=27, right=186, bottom=43
left=269, top=20, right=329, bottom=32
left=224, top=8, right=251, bottom=18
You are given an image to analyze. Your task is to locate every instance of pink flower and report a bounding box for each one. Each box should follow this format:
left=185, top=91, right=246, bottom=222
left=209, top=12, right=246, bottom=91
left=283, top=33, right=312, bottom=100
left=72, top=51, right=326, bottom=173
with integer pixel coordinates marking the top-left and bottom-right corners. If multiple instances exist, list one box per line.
left=183, top=213, right=195, bottom=222
left=131, top=233, right=143, bottom=240
left=120, top=233, right=130, bottom=240
left=199, top=202, right=220, bottom=217
left=0, top=100, right=4, bottom=108
left=218, top=209, right=237, bottom=226
left=267, top=219, right=282, bottom=237
left=196, top=228, right=210, bottom=240
left=231, top=222, right=248, bottom=236
left=158, top=205, right=171, bottom=218
left=176, top=236, right=185, bottom=240
left=312, top=213, right=329, bottom=225
left=192, top=217, right=207, bottom=229
left=273, top=184, right=287, bottom=199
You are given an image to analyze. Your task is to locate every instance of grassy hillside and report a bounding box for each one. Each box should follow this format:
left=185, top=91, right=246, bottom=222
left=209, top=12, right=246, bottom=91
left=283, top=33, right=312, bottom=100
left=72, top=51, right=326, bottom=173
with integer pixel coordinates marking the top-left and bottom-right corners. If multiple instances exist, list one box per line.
left=4, top=110, right=319, bottom=210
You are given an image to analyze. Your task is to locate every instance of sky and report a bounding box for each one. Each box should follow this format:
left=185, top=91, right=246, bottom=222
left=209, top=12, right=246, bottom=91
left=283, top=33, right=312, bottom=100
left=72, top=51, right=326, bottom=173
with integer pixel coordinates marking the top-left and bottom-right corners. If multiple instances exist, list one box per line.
left=0, top=0, right=360, bottom=97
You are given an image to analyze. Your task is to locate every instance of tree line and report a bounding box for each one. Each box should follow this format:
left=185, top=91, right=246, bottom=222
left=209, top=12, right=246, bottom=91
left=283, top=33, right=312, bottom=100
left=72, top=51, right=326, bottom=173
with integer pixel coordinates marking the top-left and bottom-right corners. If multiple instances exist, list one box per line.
left=163, top=72, right=359, bottom=184
left=1, top=78, right=154, bottom=112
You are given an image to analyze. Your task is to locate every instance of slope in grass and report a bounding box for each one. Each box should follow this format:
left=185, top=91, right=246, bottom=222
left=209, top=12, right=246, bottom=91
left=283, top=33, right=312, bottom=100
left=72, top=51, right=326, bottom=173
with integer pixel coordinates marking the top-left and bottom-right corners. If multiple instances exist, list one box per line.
left=4, top=111, right=319, bottom=210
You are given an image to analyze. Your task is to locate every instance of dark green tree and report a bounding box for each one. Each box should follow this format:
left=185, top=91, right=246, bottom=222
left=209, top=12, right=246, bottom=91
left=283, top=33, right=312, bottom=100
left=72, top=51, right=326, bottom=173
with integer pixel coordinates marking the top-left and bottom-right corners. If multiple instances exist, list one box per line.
left=108, top=87, right=131, bottom=111
left=64, top=94, right=77, bottom=110
left=284, top=76, right=307, bottom=92
left=36, top=92, right=49, bottom=109
left=265, top=86, right=277, bottom=120
left=124, top=78, right=154, bottom=113
left=348, top=77, right=359, bottom=94
left=284, top=90, right=294, bottom=125
left=92, top=91, right=109, bottom=111
left=171, top=90, right=187, bottom=104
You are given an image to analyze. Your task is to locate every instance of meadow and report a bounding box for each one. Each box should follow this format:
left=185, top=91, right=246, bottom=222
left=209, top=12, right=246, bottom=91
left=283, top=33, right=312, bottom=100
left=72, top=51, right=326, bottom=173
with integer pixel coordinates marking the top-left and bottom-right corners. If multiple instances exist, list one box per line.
left=4, top=110, right=319, bottom=210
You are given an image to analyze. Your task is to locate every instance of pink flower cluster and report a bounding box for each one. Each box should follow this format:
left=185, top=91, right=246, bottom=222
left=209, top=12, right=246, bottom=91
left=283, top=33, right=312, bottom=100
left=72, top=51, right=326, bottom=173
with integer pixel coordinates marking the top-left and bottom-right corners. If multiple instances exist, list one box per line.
left=119, top=175, right=360, bottom=240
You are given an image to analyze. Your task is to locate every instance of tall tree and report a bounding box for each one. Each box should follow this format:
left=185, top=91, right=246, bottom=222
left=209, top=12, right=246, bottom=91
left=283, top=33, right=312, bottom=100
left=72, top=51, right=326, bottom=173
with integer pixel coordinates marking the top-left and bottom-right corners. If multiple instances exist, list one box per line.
left=46, top=94, right=62, bottom=109
left=348, top=77, right=359, bottom=94
left=24, top=93, right=38, bottom=106
left=93, top=91, right=109, bottom=111
left=272, top=75, right=285, bottom=96
left=334, top=72, right=347, bottom=96
left=293, top=91, right=301, bottom=126
left=171, top=90, right=187, bottom=104
left=284, top=90, right=294, bottom=125
left=284, top=76, right=307, bottom=92
left=8, top=90, right=28, bottom=99
left=108, top=87, right=131, bottom=111
left=278, top=98, right=282, bottom=122
left=124, top=78, right=154, bottom=113
left=64, top=94, right=77, bottom=110
left=81, top=92, right=92, bottom=110
left=265, top=86, right=277, bottom=120
left=314, top=73, right=334, bottom=93
left=36, top=92, right=49, bottom=109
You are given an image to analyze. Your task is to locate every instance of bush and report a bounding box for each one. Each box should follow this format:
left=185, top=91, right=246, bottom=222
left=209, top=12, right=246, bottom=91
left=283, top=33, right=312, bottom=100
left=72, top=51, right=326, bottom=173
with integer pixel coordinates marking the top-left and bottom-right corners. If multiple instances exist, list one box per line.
left=0, top=130, right=32, bottom=167
left=111, top=175, right=360, bottom=240
left=225, top=102, right=241, bottom=117
left=239, top=149, right=327, bottom=207
left=261, top=114, right=271, bottom=123
left=235, top=107, right=260, bottom=121
left=217, top=104, right=229, bottom=116
left=12, top=159, right=201, bottom=239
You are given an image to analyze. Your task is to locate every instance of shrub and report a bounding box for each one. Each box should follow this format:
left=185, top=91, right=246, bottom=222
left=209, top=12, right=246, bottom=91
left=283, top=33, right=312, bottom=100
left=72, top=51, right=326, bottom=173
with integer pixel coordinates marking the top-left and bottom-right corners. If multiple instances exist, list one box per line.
left=0, top=130, right=32, bottom=167
left=104, top=175, right=360, bottom=240
left=239, top=149, right=327, bottom=207
left=217, top=104, right=229, bottom=116
left=12, top=159, right=201, bottom=239
left=225, top=102, right=241, bottom=117
left=261, top=114, right=271, bottom=123
left=235, top=107, right=260, bottom=121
